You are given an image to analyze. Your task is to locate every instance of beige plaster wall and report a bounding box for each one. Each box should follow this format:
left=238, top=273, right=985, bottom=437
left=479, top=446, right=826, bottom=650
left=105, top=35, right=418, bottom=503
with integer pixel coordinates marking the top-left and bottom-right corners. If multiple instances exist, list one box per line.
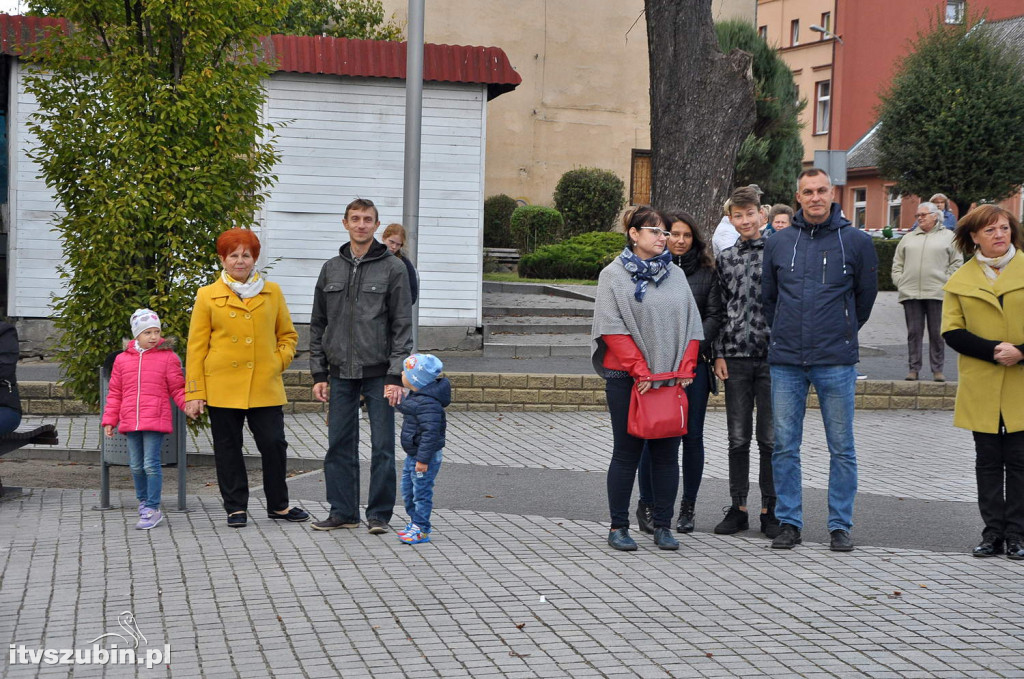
left=381, top=0, right=756, bottom=205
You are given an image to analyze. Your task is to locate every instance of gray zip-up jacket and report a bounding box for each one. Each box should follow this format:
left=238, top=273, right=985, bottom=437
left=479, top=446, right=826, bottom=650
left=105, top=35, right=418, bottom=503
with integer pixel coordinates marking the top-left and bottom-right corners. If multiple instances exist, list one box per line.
left=309, top=240, right=413, bottom=386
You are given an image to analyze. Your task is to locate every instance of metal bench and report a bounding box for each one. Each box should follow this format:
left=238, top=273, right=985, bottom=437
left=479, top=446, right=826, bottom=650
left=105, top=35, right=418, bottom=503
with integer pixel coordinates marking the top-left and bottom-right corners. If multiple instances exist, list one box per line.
left=0, top=424, right=60, bottom=496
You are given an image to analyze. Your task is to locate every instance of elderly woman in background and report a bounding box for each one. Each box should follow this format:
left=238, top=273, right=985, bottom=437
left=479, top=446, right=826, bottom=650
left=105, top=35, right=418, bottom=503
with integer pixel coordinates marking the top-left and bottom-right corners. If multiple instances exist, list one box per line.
left=382, top=223, right=419, bottom=305
left=592, top=206, right=703, bottom=552
left=763, top=204, right=794, bottom=237
left=941, top=205, right=1024, bottom=561
left=185, top=228, right=308, bottom=528
left=635, top=211, right=723, bottom=535
left=892, top=201, right=963, bottom=382
left=930, top=193, right=958, bottom=230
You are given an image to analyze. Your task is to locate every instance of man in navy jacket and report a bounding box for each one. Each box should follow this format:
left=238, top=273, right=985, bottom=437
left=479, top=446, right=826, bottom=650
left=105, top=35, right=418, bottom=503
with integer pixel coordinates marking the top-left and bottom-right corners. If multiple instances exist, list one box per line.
left=762, top=168, right=878, bottom=552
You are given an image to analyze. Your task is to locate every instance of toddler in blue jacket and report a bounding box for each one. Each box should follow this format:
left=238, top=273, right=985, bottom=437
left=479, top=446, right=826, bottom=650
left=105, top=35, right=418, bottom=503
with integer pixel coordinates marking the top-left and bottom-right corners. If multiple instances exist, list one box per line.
left=396, top=353, right=452, bottom=544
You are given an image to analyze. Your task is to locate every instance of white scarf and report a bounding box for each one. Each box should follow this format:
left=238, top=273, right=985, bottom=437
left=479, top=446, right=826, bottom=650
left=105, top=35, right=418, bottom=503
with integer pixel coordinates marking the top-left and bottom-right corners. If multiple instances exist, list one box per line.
left=221, top=269, right=266, bottom=299
left=975, top=244, right=1016, bottom=284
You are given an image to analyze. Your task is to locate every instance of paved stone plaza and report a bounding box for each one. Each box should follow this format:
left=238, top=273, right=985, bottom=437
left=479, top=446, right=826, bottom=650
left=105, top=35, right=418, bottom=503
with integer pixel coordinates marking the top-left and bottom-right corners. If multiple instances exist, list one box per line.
left=2, top=409, right=1023, bottom=678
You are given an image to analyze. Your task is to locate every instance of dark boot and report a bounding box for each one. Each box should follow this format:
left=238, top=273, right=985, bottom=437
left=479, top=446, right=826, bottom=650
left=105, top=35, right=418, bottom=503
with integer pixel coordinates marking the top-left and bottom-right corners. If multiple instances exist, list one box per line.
left=760, top=497, right=781, bottom=538
left=676, top=499, right=695, bottom=534
left=636, top=501, right=655, bottom=534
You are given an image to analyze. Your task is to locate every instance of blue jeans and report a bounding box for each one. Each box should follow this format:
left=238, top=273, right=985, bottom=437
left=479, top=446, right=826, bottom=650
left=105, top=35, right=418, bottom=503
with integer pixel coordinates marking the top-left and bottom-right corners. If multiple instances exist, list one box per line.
left=401, top=451, right=443, bottom=532
left=638, top=361, right=711, bottom=504
left=0, top=406, right=21, bottom=435
left=324, top=375, right=396, bottom=523
left=605, top=377, right=680, bottom=530
left=125, top=431, right=164, bottom=510
left=770, top=364, right=858, bottom=532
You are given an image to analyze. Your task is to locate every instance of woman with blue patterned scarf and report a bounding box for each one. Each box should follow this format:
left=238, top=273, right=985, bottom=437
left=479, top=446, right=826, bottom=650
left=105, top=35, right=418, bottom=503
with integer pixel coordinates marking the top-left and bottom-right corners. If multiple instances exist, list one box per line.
left=591, top=206, right=704, bottom=552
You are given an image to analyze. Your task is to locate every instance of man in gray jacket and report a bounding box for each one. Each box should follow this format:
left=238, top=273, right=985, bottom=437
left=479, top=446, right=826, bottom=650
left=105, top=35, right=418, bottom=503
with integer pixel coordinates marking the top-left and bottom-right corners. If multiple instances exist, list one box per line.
left=309, top=198, right=413, bottom=534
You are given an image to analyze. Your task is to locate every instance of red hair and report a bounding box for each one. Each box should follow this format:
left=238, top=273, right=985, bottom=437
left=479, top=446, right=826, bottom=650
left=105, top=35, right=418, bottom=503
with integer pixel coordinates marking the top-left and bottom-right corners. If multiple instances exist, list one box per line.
left=216, top=228, right=261, bottom=260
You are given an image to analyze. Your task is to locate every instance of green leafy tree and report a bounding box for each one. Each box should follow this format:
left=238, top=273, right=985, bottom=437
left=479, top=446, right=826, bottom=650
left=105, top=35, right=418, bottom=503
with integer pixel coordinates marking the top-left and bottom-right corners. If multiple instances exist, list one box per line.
left=24, top=0, right=282, bottom=406
left=276, top=0, right=402, bottom=40
left=876, top=12, right=1024, bottom=215
left=553, top=168, right=625, bottom=238
left=715, top=19, right=804, bottom=206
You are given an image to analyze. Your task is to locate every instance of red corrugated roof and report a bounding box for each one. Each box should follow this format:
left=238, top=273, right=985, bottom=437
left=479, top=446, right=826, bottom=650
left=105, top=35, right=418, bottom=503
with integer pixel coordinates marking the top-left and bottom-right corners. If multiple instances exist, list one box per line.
left=0, top=14, right=521, bottom=100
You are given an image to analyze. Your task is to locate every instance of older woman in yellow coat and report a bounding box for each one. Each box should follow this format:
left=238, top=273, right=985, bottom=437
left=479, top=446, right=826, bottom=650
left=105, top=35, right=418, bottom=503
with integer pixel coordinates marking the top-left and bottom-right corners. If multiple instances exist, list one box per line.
left=941, top=204, right=1024, bottom=561
left=185, top=228, right=308, bottom=528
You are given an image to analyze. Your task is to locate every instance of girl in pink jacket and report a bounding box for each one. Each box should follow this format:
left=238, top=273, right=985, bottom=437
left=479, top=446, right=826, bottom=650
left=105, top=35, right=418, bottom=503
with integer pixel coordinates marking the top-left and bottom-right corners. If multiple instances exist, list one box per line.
left=101, top=309, right=186, bottom=530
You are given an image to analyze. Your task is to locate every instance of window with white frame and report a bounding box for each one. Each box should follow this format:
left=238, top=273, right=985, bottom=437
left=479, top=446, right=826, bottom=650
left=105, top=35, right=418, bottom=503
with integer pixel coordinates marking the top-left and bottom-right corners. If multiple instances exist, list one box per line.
left=791, top=20, right=799, bottom=46
left=946, top=1, right=964, bottom=24
left=758, top=25, right=768, bottom=41
left=852, top=188, right=867, bottom=229
left=820, top=12, right=831, bottom=37
left=887, top=188, right=902, bottom=227
left=815, top=81, right=830, bottom=134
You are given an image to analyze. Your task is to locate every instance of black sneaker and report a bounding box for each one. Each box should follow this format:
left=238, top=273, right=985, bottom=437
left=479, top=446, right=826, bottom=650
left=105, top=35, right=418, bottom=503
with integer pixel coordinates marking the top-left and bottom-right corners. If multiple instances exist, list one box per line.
left=676, top=500, right=695, bottom=534
left=713, top=506, right=748, bottom=535
left=829, top=529, right=854, bottom=552
left=635, top=501, right=655, bottom=535
left=267, top=507, right=310, bottom=522
left=367, top=518, right=390, bottom=534
left=311, top=516, right=360, bottom=531
left=760, top=511, right=781, bottom=539
left=771, top=523, right=802, bottom=549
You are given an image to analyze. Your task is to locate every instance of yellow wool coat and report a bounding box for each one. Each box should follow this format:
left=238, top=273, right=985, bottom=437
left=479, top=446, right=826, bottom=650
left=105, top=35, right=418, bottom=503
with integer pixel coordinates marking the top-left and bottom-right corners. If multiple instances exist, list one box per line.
left=941, top=253, right=1024, bottom=434
left=185, top=277, right=298, bottom=409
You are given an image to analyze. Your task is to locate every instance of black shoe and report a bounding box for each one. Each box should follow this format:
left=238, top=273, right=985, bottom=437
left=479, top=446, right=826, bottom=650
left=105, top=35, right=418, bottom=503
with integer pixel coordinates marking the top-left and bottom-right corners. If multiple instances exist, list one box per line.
left=367, top=518, right=390, bottom=534
left=760, top=511, right=781, bottom=539
left=713, top=506, right=748, bottom=535
left=1006, top=537, right=1024, bottom=561
left=676, top=499, right=695, bottom=534
left=636, top=501, right=655, bottom=535
left=829, top=529, right=855, bottom=552
left=227, top=512, right=247, bottom=528
left=608, top=527, right=638, bottom=551
left=311, top=516, right=360, bottom=531
left=972, top=537, right=1004, bottom=557
left=771, top=523, right=801, bottom=549
left=654, top=527, right=679, bottom=550
left=267, top=507, right=310, bottom=522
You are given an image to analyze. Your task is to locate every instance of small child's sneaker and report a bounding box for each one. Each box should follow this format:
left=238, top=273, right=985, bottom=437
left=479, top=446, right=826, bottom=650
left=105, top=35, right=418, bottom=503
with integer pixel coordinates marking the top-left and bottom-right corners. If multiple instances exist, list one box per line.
left=137, top=509, right=163, bottom=530
left=138, top=502, right=146, bottom=516
left=395, top=522, right=415, bottom=537
left=399, top=526, right=430, bottom=545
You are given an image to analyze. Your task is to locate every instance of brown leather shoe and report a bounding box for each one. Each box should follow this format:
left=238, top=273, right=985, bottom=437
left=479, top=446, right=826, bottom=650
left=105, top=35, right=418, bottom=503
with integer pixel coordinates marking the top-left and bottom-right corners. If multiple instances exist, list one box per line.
left=905, top=371, right=918, bottom=381
left=933, top=372, right=945, bottom=382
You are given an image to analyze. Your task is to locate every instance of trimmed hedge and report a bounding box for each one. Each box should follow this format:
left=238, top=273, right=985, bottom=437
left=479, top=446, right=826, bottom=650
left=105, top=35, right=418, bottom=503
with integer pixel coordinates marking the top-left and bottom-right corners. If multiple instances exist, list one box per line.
left=510, top=205, right=564, bottom=254
left=483, top=194, right=518, bottom=248
left=518, top=231, right=625, bottom=280
left=553, top=167, right=625, bottom=237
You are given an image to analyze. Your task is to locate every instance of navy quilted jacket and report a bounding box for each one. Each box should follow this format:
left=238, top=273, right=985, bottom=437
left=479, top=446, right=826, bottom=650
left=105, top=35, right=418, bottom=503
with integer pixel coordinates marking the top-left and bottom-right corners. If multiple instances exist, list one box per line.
left=397, top=377, right=452, bottom=463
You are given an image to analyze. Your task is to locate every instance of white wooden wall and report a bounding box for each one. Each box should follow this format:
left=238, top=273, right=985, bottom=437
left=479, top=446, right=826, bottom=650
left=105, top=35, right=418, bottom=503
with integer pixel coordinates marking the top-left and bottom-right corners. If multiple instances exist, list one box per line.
left=6, top=65, right=487, bottom=330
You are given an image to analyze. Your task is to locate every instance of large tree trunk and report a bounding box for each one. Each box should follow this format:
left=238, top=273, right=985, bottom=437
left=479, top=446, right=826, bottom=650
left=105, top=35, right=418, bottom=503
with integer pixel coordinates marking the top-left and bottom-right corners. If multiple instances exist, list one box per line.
left=646, top=0, right=756, bottom=236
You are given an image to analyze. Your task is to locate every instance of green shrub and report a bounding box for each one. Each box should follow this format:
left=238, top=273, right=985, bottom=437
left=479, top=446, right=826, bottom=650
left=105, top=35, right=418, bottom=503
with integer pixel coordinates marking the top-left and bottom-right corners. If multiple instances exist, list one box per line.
left=510, top=205, right=564, bottom=254
left=518, top=231, right=625, bottom=280
left=483, top=194, right=518, bottom=248
left=874, top=238, right=899, bottom=292
left=553, top=167, right=626, bottom=238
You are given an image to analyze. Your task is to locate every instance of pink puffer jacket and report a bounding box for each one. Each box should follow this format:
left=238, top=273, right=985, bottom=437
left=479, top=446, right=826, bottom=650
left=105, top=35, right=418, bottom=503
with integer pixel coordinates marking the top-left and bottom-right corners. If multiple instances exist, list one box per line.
left=101, top=338, right=186, bottom=434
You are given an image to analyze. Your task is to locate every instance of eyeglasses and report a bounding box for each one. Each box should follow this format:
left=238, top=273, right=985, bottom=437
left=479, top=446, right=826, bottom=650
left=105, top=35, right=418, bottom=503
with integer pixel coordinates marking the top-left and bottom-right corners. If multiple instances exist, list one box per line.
left=914, top=213, right=933, bottom=219
left=639, top=226, right=670, bottom=237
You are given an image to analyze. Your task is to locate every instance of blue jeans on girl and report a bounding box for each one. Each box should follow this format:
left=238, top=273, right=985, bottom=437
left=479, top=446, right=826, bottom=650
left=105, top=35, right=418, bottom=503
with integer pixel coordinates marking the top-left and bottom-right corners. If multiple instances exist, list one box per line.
left=125, top=431, right=164, bottom=511
left=401, top=450, right=443, bottom=532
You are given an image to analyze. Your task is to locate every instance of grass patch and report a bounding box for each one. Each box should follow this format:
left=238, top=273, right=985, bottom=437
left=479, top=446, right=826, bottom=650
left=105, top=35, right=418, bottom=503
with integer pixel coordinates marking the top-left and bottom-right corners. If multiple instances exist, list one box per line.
left=484, top=272, right=598, bottom=286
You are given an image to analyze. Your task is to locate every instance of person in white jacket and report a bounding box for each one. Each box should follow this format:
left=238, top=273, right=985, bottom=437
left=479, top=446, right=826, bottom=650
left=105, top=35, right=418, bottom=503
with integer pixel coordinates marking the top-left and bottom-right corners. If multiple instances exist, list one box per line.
left=891, top=201, right=964, bottom=381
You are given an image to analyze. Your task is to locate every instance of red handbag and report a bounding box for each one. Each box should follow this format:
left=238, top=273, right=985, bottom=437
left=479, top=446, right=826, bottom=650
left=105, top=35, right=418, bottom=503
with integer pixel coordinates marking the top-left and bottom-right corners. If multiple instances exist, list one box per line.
left=627, top=371, right=689, bottom=439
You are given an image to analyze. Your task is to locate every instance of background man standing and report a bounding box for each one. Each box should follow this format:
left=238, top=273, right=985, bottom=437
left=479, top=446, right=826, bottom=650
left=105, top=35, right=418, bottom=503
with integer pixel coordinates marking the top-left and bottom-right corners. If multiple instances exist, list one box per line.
left=762, top=169, right=878, bottom=552
left=309, top=198, right=413, bottom=534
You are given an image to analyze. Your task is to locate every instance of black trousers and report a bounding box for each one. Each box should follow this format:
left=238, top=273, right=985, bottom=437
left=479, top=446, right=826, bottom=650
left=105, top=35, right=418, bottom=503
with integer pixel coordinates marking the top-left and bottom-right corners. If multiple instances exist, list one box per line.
left=723, top=357, right=774, bottom=507
left=903, top=299, right=944, bottom=374
left=208, top=405, right=290, bottom=515
left=973, top=429, right=1024, bottom=540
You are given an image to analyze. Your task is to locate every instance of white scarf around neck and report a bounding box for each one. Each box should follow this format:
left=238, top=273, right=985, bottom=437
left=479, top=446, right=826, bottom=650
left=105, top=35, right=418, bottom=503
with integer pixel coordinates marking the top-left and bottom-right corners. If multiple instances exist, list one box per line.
left=975, top=244, right=1016, bottom=284
left=221, top=269, right=266, bottom=299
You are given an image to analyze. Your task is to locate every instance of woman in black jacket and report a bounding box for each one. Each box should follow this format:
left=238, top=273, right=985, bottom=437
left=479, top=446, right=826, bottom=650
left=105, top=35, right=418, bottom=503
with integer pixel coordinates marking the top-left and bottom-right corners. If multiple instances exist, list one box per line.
left=0, top=321, right=22, bottom=434
left=636, top=211, right=724, bottom=534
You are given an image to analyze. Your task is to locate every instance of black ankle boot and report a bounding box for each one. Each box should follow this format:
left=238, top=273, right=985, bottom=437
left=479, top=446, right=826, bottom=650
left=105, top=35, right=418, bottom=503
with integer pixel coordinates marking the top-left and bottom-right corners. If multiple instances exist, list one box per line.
left=676, top=499, right=695, bottom=533
left=636, top=501, right=654, bottom=534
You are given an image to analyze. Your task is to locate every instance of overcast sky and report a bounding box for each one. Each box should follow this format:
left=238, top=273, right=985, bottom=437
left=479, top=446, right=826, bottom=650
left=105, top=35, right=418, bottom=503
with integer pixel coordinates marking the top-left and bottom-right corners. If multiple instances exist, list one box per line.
left=0, top=1, right=26, bottom=16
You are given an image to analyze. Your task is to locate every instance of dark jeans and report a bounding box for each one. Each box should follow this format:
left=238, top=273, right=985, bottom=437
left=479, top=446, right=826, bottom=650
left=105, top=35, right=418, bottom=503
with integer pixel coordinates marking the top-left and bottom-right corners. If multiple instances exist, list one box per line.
left=208, top=405, right=290, bottom=515
left=723, top=357, right=774, bottom=507
left=605, top=377, right=679, bottom=530
left=0, top=406, right=21, bottom=435
left=973, top=429, right=1024, bottom=540
left=324, top=375, right=396, bottom=523
left=638, top=361, right=711, bottom=504
left=903, top=299, right=944, bottom=373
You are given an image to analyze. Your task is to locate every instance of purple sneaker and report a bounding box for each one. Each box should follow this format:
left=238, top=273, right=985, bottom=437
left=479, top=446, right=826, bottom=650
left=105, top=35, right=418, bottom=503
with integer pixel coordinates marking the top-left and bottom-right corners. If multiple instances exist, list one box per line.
left=137, top=509, right=163, bottom=530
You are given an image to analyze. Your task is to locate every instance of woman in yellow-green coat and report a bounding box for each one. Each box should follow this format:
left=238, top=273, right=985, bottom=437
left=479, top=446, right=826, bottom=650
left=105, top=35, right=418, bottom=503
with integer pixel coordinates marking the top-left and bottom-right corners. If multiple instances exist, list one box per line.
left=941, top=204, right=1024, bottom=561
left=185, top=228, right=308, bottom=528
